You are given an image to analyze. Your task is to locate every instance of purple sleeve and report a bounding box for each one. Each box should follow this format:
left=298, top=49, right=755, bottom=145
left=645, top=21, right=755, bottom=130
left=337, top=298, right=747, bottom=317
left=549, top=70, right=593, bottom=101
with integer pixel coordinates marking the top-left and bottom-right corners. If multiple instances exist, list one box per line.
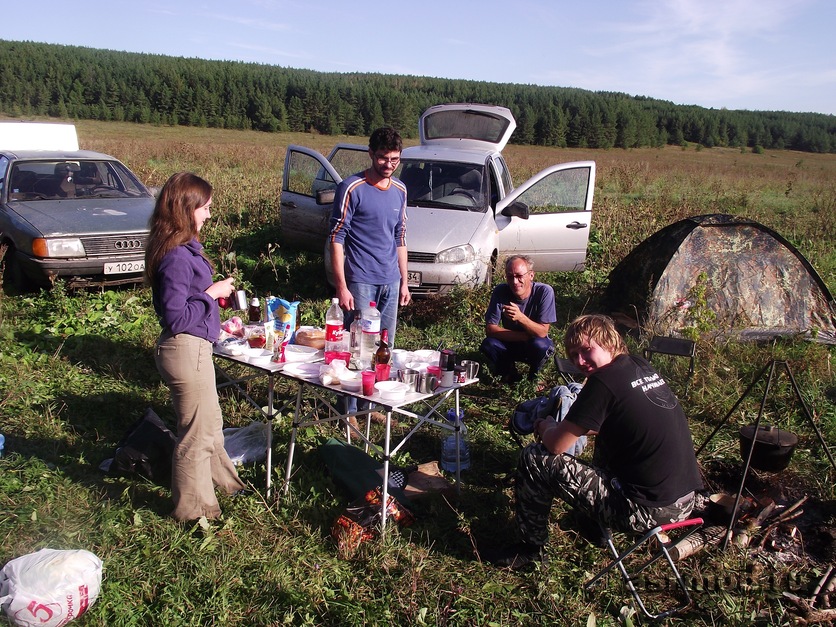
left=484, top=284, right=507, bottom=325
left=531, top=283, right=557, bottom=324
left=156, top=248, right=216, bottom=338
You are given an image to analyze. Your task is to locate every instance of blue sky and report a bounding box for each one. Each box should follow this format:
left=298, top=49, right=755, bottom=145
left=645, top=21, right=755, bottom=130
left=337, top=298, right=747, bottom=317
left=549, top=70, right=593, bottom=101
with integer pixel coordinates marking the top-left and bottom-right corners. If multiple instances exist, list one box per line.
left=3, top=0, right=834, bottom=115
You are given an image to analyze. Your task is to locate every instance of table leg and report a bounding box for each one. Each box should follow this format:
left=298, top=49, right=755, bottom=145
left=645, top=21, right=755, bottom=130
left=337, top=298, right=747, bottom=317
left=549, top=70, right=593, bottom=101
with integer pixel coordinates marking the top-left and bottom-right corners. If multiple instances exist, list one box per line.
left=381, top=407, right=392, bottom=532
left=282, top=384, right=305, bottom=494
left=266, top=372, right=274, bottom=498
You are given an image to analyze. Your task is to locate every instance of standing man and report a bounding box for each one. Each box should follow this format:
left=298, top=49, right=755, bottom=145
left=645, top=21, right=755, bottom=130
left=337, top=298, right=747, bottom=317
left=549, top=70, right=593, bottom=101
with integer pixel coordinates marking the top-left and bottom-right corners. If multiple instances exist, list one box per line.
left=480, top=255, right=556, bottom=385
left=329, top=126, right=411, bottom=345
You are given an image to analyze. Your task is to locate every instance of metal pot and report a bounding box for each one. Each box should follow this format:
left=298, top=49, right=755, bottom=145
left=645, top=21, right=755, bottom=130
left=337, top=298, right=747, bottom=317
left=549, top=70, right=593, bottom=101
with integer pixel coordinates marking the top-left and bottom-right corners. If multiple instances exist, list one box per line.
left=738, top=424, right=798, bottom=472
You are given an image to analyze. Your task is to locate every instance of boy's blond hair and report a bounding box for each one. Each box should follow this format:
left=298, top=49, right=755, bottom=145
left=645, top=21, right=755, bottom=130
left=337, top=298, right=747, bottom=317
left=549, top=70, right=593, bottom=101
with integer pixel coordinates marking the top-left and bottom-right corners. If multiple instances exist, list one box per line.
left=564, top=314, right=628, bottom=357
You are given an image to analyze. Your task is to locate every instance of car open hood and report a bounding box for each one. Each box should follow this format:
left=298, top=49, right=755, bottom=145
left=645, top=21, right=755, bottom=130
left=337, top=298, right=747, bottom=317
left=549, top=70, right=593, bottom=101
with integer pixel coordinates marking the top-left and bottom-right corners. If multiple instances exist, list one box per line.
left=8, top=198, right=153, bottom=236
left=406, top=206, right=484, bottom=254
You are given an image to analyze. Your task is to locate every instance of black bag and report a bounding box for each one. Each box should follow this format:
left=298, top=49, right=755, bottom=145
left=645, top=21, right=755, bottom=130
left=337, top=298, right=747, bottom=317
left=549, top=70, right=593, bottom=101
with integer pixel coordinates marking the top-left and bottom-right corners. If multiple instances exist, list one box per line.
left=108, top=407, right=176, bottom=486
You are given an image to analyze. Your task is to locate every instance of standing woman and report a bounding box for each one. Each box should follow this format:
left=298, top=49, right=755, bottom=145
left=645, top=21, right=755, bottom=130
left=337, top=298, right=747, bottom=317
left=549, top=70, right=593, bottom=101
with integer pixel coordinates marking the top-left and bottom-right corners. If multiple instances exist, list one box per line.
left=145, top=172, right=245, bottom=521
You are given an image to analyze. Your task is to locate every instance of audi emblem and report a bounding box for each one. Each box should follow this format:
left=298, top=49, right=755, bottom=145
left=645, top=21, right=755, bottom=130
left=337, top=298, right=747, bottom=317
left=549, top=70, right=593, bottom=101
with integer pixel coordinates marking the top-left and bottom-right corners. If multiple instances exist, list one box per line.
left=114, top=239, right=143, bottom=250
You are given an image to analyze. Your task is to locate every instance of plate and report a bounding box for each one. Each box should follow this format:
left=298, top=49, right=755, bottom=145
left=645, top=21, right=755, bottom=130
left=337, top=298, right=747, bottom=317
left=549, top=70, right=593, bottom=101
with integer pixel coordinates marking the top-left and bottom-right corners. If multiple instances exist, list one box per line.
left=284, top=344, right=323, bottom=363
left=282, top=363, right=321, bottom=379
left=242, top=347, right=273, bottom=365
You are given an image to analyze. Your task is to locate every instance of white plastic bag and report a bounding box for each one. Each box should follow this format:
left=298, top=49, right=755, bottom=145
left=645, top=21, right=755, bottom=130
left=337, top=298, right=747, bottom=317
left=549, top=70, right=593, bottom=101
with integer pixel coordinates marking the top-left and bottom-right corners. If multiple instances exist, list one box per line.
left=223, top=420, right=269, bottom=466
left=0, top=548, right=102, bottom=627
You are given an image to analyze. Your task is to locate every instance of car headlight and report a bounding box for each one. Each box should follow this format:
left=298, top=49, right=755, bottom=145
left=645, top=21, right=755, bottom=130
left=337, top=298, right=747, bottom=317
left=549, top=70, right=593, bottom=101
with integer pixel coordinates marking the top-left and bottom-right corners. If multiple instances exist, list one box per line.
left=32, top=238, right=86, bottom=258
left=435, top=244, right=476, bottom=264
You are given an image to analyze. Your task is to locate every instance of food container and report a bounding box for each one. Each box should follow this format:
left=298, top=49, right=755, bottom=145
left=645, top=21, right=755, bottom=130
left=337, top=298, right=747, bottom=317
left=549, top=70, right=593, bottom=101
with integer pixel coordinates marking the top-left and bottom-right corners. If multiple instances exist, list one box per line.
left=374, top=380, right=410, bottom=402
left=338, top=371, right=363, bottom=393
left=242, top=347, right=272, bottom=366
left=738, top=424, right=798, bottom=472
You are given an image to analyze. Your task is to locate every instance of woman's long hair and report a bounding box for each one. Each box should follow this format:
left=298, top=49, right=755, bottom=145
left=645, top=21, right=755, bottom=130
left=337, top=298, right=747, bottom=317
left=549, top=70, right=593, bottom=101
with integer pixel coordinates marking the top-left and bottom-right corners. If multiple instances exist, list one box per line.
left=144, top=172, right=213, bottom=284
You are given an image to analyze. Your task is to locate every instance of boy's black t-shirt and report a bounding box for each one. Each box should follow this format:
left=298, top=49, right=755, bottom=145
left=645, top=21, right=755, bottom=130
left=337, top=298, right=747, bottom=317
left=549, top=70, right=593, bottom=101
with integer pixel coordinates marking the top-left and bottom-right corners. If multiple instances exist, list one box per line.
left=566, top=353, right=703, bottom=506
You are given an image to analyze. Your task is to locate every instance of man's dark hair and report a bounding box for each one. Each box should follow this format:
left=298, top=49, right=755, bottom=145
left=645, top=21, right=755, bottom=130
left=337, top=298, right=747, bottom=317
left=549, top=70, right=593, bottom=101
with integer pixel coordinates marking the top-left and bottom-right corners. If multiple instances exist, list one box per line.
left=369, top=126, right=402, bottom=153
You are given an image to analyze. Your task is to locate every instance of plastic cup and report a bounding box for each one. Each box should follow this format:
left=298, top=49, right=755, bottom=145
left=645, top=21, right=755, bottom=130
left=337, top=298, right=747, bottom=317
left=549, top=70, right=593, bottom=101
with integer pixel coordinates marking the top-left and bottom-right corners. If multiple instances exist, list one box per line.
left=324, top=350, right=338, bottom=364
left=361, top=370, right=376, bottom=396
left=375, top=363, right=391, bottom=382
left=427, top=365, right=441, bottom=378
left=337, top=351, right=352, bottom=364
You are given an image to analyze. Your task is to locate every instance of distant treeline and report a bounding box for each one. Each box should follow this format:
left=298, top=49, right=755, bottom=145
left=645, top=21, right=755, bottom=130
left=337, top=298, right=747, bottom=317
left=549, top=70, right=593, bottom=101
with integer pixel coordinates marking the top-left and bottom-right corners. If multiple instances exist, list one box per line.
left=1, top=39, right=834, bottom=153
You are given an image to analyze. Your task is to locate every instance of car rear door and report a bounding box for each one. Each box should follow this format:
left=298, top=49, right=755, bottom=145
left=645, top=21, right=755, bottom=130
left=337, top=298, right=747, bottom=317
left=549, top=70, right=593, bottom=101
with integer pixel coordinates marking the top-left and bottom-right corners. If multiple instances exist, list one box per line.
left=495, top=161, right=596, bottom=272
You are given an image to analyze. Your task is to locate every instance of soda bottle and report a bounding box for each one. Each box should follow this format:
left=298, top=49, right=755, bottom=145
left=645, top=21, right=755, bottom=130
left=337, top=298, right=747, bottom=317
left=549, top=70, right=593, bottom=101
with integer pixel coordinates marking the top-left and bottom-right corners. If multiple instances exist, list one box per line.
left=374, top=329, right=391, bottom=367
left=358, top=300, right=381, bottom=369
left=440, top=409, right=470, bottom=472
left=325, top=297, right=344, bottom=354
left=348, top=310, right=362, bottom=360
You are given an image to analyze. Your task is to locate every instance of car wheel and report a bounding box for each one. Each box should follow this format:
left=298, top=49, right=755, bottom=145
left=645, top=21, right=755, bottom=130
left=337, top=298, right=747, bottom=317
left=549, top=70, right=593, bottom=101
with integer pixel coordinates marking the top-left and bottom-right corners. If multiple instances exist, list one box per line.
left=0, top=243, right=28, bottom=294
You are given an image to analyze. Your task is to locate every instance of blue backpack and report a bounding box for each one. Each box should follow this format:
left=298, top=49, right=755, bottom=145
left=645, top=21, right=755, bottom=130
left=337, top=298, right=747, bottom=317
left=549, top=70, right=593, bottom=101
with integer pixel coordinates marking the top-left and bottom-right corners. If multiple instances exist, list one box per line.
left=509, top=383, right=587, bottom=456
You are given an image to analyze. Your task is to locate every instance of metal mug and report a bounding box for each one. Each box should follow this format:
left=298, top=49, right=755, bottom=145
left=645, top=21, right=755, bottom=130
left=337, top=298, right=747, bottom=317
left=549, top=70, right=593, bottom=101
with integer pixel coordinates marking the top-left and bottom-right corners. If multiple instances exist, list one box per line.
left=417, top=372, right=438, bottom=394
left=398, top=368, right=420, bottom=391
left=233, top=289, right=248, bottom=311
left=460, top=359, right=480, bottom=380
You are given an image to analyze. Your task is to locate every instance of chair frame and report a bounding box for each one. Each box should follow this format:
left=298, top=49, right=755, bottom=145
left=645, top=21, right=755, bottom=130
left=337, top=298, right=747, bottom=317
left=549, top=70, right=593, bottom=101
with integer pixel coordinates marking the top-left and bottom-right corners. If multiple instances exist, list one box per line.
left=584, top=517, right=704, bottom=620
left=554, top=356, right=583, bottom=386
left=643, top=336, right=696, bottom=379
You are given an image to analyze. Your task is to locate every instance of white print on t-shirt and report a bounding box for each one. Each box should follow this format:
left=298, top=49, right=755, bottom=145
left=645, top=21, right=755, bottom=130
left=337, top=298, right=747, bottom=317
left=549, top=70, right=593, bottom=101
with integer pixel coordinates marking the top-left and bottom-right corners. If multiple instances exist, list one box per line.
left=631, top=372, right=678, bottom=409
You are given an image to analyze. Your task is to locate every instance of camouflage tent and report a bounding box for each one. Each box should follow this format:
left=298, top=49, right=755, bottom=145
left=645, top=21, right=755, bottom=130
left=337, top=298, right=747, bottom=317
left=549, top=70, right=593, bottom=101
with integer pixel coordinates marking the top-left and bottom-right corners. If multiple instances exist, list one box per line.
left=602, top=214, right=836, bottom=344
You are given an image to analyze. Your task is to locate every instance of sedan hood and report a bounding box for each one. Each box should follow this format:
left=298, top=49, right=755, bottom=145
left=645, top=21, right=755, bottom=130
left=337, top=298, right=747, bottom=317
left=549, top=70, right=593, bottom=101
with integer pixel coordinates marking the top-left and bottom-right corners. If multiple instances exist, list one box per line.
left=406, top=206, right=485, bottom=254
left=8, top=198, right=154, bottom=236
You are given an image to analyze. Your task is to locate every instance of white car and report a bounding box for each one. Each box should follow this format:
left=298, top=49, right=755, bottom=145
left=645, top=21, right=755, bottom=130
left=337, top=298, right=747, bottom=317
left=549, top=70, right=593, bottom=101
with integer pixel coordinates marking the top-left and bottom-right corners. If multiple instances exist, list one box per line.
left=280, top=103, right=596, bottom=295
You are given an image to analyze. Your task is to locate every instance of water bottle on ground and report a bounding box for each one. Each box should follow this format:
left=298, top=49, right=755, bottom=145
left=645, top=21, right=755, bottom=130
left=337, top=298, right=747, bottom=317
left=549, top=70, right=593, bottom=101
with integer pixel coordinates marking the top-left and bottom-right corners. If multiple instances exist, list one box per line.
left=0, top=432, right=4, bottom=457
left=440, top=409, right=470, bottom=472
left=359, top=300, right=381, bottom=369
left=325, top=297, right=344, bottom=354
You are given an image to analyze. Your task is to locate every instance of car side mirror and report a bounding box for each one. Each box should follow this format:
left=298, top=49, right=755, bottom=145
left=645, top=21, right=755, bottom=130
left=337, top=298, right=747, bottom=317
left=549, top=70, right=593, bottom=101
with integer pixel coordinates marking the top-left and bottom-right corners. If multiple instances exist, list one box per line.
left=317, top=189, right=335, bottom=205
left=501, top=200, right=530, bottom=220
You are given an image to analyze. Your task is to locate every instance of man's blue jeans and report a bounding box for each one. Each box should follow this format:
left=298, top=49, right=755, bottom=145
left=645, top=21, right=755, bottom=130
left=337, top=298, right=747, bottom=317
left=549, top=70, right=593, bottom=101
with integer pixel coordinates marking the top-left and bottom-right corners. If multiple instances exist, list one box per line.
left=480, top=336, right=554, bottom=381
left=340, top=279, right=401, bottom=415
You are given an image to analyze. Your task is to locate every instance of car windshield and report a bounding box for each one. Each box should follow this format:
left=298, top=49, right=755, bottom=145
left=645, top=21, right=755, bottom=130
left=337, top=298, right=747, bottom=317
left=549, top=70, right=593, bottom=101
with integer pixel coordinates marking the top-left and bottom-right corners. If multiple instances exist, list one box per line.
left=397, top=160, right=487, bottom=211
left=8, top=159, right=150, bottom=201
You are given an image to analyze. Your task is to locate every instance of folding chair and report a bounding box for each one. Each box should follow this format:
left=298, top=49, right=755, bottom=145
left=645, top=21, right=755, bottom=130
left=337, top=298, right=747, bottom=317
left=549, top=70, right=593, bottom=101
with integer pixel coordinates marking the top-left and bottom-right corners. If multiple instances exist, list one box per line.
left=584, top=517, right=704, bottom=620
left=643, top=336, right=696, bottom=394
left=554, top=356, right=583, bottom=385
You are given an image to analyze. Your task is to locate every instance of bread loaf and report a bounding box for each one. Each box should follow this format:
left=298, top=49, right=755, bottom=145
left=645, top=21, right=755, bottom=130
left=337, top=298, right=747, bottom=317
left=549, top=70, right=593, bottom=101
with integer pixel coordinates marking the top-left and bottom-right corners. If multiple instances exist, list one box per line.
left=295, top=327, right=326, bottom=349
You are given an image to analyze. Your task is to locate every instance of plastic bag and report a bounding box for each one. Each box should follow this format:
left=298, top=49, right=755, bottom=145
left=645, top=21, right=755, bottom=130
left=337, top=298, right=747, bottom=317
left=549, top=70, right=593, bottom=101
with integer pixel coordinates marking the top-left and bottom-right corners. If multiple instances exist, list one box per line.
left=0, top=548, right=103, bottom=627
left=223, top=420, right=269, bottom=466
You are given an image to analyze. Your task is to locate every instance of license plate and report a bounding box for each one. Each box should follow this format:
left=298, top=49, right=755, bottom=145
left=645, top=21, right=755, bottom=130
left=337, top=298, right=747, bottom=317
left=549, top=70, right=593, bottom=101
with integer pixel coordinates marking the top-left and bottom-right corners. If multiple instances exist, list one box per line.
left=407, top=271, right=421, bottom=287
left=104, top=260, right=145, bottom=275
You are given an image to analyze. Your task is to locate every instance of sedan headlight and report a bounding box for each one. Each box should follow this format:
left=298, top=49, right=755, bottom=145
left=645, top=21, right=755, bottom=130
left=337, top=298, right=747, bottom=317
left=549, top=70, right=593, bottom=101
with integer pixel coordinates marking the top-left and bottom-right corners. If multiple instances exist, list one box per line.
left=32, top=238, right=86, bottom=258
left=435, top=244, right=476, bottom=264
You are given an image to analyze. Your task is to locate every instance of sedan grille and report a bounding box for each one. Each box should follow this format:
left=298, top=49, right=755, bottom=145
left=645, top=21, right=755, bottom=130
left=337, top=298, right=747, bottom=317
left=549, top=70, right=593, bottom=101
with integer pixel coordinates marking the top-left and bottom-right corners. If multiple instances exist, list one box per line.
left=81, top=234, right=147, bottom=256
left=407, top=251, right=436, bottom=264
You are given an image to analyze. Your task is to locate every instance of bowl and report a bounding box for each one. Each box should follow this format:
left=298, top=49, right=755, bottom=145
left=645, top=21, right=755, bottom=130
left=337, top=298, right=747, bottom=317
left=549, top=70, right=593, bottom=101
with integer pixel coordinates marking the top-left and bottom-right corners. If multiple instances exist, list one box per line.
left=338, top=371, right=363, bottom=393
left=374, top=380, right=410, bottom=402
left=284, top=343, right=322, bottom=363
left=390, top=348, right=411, bottom=369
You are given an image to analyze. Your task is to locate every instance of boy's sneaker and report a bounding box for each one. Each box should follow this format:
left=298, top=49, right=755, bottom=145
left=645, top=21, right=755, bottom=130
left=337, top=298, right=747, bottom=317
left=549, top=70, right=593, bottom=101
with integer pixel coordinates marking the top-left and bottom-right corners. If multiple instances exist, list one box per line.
left=483, top=542, right=547, bottom=570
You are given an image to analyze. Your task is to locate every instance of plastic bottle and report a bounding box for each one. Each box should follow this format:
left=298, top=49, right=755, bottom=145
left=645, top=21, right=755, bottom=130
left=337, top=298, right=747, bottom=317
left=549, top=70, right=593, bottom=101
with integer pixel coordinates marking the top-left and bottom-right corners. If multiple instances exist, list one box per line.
left=325, top=297, right=344, bottom=353
left=440, top=409, right=470, bottom=472
left=358, top=300, right=381, bottom=369
left=374, top=329, right=391, bottom=367
left=247, top=297, right=262, bottom=324
left=348, top=310, right=362, bottom=360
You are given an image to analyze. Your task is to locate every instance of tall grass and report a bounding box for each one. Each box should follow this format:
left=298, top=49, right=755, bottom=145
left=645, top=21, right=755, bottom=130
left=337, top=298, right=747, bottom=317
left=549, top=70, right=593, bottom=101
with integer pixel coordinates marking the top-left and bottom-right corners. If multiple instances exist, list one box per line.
left=1, top=120, right=834, bottom=626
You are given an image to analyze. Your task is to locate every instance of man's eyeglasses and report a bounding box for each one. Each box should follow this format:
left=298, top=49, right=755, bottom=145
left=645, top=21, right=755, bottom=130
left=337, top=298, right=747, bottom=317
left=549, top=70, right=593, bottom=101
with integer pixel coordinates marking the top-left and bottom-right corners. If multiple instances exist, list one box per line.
left=374, top=154, right=400, bottom=165
left=506, top=272, right=531, bottom=281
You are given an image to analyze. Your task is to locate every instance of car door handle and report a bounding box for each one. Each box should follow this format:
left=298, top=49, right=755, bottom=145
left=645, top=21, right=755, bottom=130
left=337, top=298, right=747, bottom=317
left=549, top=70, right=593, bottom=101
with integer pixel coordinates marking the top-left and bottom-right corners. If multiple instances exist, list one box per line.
left=566, top=221, right=588, bottom=230
left=281, top=201, right=297, bottom=208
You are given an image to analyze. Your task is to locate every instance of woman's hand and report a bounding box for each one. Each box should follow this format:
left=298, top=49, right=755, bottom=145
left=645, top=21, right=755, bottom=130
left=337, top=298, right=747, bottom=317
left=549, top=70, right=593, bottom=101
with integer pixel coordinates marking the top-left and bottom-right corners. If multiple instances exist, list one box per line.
left=206, top=276, right=235, bottom=300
